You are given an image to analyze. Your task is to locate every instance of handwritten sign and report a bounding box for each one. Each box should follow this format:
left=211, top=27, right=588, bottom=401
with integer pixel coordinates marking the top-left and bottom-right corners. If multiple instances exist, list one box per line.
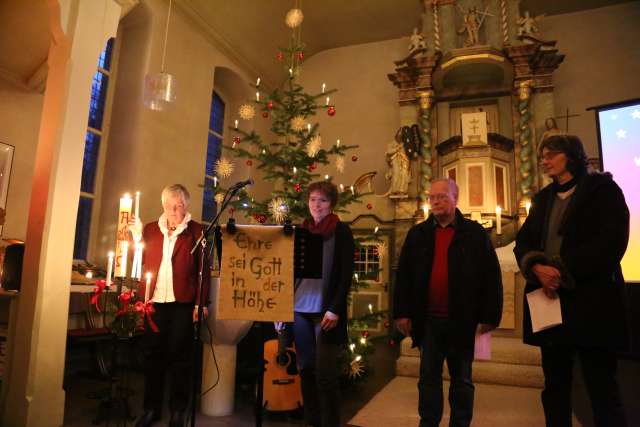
left=217, top=225, right=294, bottom=322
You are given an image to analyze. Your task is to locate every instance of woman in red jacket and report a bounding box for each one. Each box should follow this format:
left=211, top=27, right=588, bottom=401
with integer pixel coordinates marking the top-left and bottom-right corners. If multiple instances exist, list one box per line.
left=135, top=184, right=209, bottom=427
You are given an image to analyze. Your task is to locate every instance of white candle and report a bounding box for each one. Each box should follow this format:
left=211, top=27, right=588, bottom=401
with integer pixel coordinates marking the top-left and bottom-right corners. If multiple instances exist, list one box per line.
left=213, top=176, right=218, bottom=187
left=293, top=166, right=297, bottom=174
left=350, top=185, right=355, bottom=195
left=339, top=184, right=344, bottom=192
left=289, top=68, right=293, bottom=76
left=134, top=191, right=140, bottom=221
left=256, top=77, right=261, bottom=87
left=496, top=206, right=502, bottom=235
left=307, top=123, right=311, bottom=132
left=85, top=271, right=93, bottom=279
left=145, top=272, right=152, bottom=303
left=322, top=83, right=326, bottom=93
left=374, top=226, right=379, bottom=234
left=422, top=203, right=430, bottom=218
left=234, top=119, right=238, bottom=129
left=106, top=251, right=114, bottom=288
left=525, top=201, right=531, bottom=216
left=368, top=303, right=373, bottom=313
left=131, top=243, right=138, bottom=279
left=325, top=174, right=330, bottom=180
left=325, top=96, right=330, bottom=106
left=119, top=241, right=129, bottom=277
left=336, top=139, right=341, bottom=147
left=256, top=91, right=260, bottom=102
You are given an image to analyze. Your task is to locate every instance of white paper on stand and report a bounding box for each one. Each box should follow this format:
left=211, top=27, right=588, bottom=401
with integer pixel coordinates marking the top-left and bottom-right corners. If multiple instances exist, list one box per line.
left=474, top=332, right=491, bottom=360
left=526, top=288, right=563, bottom=333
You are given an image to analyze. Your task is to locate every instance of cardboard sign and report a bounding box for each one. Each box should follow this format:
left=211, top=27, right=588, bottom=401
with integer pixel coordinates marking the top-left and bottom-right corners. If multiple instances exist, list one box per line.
left=217, top=225, right=294, bottom=322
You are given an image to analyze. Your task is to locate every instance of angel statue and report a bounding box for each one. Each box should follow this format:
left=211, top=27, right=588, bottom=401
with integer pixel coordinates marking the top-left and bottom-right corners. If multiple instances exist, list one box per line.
left=517, top=11, right=545, bottom=38
left=385, top=131, right=411, bottom=197
left=408, top=27, right=427, bottom=53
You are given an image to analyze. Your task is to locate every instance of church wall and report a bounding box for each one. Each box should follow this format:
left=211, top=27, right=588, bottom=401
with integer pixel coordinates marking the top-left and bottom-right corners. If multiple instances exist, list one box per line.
left=0, top=80, right=43, bottom=241
left=296, top=37, right=408, bottom=222
left=540, top=2, right=640, bottom=158
left=96, top=0, right=258, bottom=261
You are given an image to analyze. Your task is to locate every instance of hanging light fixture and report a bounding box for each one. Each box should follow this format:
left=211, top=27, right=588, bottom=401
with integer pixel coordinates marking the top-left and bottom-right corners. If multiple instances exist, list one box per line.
left=144, top=0, right=176, bottom=111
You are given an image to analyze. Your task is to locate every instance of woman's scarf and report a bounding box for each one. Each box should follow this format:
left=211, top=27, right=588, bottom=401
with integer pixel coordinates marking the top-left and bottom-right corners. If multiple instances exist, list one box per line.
left=302, top=213, right=339, bottom=239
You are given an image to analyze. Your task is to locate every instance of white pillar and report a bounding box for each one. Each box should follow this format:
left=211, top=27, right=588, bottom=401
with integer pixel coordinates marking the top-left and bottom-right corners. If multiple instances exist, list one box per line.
left=2, top=1, right=122, bottom=426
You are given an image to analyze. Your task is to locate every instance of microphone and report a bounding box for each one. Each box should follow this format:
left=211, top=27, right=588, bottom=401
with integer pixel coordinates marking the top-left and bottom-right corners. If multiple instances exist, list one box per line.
left=231, top=178, right=254, bottom=189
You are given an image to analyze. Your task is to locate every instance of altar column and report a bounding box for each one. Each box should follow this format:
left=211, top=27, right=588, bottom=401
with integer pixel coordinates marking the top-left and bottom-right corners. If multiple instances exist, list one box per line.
left=3, top=2, right=123, bottom=426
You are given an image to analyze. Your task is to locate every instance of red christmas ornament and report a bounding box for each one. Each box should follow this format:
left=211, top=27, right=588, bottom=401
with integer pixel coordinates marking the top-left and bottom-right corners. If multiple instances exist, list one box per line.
left=259, top=215, right=267, bottom=224
left=362, top=330, right=370, bottom=339
left=276, top=52, right=284, bottom=61
left=267, top=101, right=273, bottom=109
left=233, top=136, right=241, bottom=144
left=366, top=203, right=373, bottom=210
left=311, top=163, right=317, bottom=170
left=351, top=155, right=358, bottom=162
left=262, top=111, right=269, bottom=118
left=294, top=184, right=302, bottom=193
left=297, top=51, right=304, bottom=61
left=246, top=160, right=253, bottom=166
left=327, top=106, right=336, bottom=116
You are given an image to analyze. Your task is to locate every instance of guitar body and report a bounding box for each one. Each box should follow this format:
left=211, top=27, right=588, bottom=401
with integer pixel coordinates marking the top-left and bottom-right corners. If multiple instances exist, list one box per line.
left=263, top=338, right=303, bottom=411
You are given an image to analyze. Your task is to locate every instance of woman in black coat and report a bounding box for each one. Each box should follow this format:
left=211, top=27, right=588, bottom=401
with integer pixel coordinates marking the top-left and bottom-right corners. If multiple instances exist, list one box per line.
left=514, top=135, right=629, bottom=427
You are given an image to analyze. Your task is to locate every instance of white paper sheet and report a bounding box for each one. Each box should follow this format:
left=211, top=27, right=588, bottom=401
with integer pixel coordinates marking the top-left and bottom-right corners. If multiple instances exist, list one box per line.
left=526, top=288, right=563, bottom=333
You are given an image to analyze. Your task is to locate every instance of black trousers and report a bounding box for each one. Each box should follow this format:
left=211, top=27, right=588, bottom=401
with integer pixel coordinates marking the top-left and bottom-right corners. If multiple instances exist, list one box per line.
left=142, top=302, right=194, bottom=413
left=293, top=311, right=342, bottom=427
left=540, top=344, right=627, bottom=427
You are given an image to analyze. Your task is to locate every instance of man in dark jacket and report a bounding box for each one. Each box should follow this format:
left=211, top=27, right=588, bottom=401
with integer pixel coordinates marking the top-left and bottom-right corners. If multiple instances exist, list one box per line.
left=514, top=135, right=629, bottom=427
left=394, top=178, right=502, bottom=427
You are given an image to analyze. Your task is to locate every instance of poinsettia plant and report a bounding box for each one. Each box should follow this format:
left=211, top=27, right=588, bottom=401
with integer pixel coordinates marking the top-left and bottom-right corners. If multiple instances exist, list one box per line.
left=91, top=279, right=158, bottom=337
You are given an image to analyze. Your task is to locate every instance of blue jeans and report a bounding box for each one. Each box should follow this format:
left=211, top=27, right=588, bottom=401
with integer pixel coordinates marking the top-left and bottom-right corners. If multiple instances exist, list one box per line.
left=418, top=317, right=474, bottom=427
left=293, top=311, right=342, bottom=427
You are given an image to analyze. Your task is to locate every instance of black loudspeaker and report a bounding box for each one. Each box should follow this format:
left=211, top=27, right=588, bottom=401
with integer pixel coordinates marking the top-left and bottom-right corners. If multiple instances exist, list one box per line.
left=2, top=243, right=24, bottom=291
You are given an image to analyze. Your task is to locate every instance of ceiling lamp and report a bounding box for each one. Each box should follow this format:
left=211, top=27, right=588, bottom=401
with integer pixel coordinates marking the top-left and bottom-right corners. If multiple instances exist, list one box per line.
left=144, top=0, right=176, bottom=111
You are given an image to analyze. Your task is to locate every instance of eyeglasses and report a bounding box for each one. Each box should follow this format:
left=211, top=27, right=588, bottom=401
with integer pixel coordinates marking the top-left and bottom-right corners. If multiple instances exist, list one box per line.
left=427, top=194, right=450, bottom=202
left=539, top=150, right=563, bottom=163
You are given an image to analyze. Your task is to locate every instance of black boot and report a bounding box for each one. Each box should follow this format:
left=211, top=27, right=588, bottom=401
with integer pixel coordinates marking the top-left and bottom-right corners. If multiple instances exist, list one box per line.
left=135, top=409, right=160, bottom=427
left=169, top=410, right=186, bottom=427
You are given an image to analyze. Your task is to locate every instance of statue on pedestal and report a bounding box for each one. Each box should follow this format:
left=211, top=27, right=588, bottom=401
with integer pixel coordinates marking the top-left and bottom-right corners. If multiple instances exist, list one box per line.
left=517, top=11, right=545, bottom=38
left=457, top=5, right=492, bottom=47
left=385, top=131, right=411, bottom=197
left=408, top=28, right=427, bottom=53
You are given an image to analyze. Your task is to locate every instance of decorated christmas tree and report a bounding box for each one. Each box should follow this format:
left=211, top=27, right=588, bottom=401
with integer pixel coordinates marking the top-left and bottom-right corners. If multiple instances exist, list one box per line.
left=212, top=7, right=389, bottom=384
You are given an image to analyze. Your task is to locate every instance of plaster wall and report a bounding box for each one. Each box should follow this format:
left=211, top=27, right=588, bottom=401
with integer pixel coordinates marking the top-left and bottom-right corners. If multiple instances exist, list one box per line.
left=97, top=0, right=257, bottom=260
left=0, top=80, right=43, bottom=240
left=540, top=2, right=640, bottom=157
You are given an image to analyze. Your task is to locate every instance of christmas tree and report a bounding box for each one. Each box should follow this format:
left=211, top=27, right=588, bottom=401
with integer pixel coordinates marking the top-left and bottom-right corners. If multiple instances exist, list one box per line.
left=212, top=7, right=389, bottom=384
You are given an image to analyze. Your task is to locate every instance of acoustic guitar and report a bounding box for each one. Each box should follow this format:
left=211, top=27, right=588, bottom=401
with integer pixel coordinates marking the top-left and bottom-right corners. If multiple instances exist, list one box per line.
left=263, top=330, right=303, bottom=411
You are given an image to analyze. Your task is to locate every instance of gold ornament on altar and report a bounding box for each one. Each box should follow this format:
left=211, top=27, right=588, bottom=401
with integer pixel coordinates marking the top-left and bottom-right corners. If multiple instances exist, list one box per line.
left=336, top=155, right=345, bottom=173
left=517, top=80, right=533, bottom=101
left=285, top=8, right=304, bottom=28
left=239, top=104, right=256, bottom=120
left=349, top=357, right=365, bottom=379
left=418, top=90, right=434, bottom=110
left=290, top=115, right=306, bottom=131
left=268, top=197, right=288, bottom=224
left=214, top=193, right=224, bottom=204
left=306, top=135, right=322, bottom=157
left=215, top=157, right=235, bottom=178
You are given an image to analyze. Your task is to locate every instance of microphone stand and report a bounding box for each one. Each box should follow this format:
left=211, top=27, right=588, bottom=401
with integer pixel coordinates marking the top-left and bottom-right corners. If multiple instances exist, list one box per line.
left=188, top=183, right=242, bottom=427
